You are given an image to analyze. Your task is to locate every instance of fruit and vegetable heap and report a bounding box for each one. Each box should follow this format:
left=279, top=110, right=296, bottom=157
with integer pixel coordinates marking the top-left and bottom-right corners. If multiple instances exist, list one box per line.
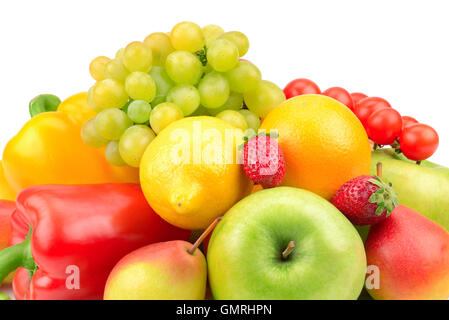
left=0, top=21, right=448, bottom=301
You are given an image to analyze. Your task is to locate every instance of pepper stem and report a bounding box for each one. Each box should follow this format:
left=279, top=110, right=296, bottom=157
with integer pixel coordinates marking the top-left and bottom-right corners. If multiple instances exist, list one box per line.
left=29, top=94, right=61, bottom=118
left=0, top=292, right=10, bottom=300
left=0, top=229, right=36, bottom=298
left=188, top=217, right=222, bottom=255
left=282, top=241, right=296, bottom=259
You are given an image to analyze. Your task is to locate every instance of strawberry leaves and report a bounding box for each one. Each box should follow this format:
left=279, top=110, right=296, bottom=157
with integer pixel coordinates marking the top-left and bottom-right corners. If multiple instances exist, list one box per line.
left=368, top=176, right=399, bottom=216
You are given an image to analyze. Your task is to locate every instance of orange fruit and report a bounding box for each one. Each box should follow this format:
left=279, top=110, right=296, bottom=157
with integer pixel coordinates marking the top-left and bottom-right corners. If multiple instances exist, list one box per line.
left=260, top=94, right=371, bottom=200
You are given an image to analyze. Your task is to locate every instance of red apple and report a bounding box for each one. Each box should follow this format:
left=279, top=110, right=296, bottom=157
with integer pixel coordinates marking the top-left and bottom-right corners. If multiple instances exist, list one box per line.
left=366, top=205, right=449, bottom=300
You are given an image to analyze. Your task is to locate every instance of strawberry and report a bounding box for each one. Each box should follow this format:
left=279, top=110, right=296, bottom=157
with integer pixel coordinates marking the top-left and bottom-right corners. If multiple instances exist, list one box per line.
left=241, top=133, right=286, bottom=188
left=331, top=163, right=399, bottom=225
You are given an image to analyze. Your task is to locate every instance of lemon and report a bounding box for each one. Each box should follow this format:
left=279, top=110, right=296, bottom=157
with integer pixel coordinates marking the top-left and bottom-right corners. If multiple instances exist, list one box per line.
left=140, top=116, right=253, bottom=230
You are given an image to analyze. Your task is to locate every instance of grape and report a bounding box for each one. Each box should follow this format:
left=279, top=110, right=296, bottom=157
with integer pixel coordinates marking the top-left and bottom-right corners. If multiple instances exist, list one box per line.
left=127, top=100, right=151, bottom=123
left=81, top=117, right=108, bottom=148
left=95, top=108, right=133, bottom=140
left=202, top=24, right=224, bottom=47
left=239, top=109, right=260, bottom=131
left=206, top=92, right=243, bottom=116
left=119, top=125, right=156, bottom=167
left=207, top=39, right=239, bottom=72
left=149, top=66, right=174, bottom=105
left=216, top=110, right=248, bottom=131
left=203, top=63, right=213, bottom=74
left=197, top=72, right=230, bottom=109
left=165, top=51, right=203, bottom=85
left=166, top=84, right=201, bottom=116
left=87, top=86, right=102, bottom=112
left=125, top=72, right=156, bottom=102
left=93, top=79, right=129, bottom=109
left=243, top=80, right=286, bottom=118
left=149, top=102, right=184, bottom=134
left=123, top=42, right=153, bottom=72
left=104, top=58, right=130, bottom=82
left=105, top=141, right=126, bottom=166
left=225, top=61, right=261, bottom=93
left=115, top=48, right=124, bottom=60
left=89, top=56, right=110, bottom=81
left=219, top=31, right=249, bottom=57
left=170, top=21, right=205, bottom=52
left=143, top=32, right=174, bottom=66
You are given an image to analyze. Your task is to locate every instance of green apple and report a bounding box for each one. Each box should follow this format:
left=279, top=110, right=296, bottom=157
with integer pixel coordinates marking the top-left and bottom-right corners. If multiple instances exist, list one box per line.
left=371, top=149, right=449, bottom=232
left=207, top=187, right=366, bottom=300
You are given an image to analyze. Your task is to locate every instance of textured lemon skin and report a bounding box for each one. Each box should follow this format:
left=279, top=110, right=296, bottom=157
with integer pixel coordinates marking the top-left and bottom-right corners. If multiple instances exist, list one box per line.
left=140, top=116, right=253, bottom=230
left=260, top=94, right=371, bottom=200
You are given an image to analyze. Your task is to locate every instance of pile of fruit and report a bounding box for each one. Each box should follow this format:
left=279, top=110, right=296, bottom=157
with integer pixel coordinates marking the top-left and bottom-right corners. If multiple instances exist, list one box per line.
left=0, top=21, right=449, bottom=301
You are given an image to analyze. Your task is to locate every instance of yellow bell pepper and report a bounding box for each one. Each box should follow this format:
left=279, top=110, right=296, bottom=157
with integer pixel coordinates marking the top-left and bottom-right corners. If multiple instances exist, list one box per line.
left=0, top=161, right=15, bottom=201
left=2, top=92, right=138, bottom=193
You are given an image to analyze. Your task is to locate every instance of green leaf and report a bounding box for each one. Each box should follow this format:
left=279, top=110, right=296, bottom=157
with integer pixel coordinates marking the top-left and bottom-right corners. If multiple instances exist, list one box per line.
left=369, top=193, right=378, bottom=203
left=386, top=202, right=394, bottom=214
left=368, top=179, right=383, bottom=188
left=375, top=206, right=384, bottom=216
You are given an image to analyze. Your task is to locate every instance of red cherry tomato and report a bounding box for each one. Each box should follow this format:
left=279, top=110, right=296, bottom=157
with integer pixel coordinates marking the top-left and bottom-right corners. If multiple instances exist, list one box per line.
left=322, top=87, right=354, bottom=111
left=401, top=116, right=419, bottom=130
left=351, top=92, right=368, bottom=107
left=366, top=108, right=402, bottom=145
left=283, top=78, right=321, bottom=99
left=399, top=124, right=439, bottom=161
left=354, top=97, right=391, bottom=127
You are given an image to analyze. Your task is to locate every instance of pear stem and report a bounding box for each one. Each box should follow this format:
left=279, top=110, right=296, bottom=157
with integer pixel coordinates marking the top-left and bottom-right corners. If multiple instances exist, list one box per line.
left=282, top=241, right=296, bottom=259
left=376, top=162, right=382, bottom=179
left=188, top=217, right=222, bottom=255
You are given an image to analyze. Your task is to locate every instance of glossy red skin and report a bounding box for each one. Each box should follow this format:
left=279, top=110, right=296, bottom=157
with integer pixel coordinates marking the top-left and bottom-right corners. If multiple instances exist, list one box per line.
left=399, top=124, right=439, bottom=161
left=331, top=175, right=387, bottom=225
left=401, top=116, right=418, bottom=130
left=0, top=200, right=15, bottom=249
left=322, top=87, right=354, bottom=111
left=10, top=184, right=190, bottom=300
left=283, top=78, right=321, bottom=99
left=366, top=205, right=449, bottom=300
left=351, top=92, right=368, bottom=107
left=366, top=108, right=403, bottom=145
left=12, top=268, right=29, bottom=300
left=354, top=97, right=391, bottom=128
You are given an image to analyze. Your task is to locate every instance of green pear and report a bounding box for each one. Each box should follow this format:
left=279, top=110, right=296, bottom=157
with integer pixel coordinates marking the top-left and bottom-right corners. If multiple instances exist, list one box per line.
left=370, top=149, right=449, bottom=232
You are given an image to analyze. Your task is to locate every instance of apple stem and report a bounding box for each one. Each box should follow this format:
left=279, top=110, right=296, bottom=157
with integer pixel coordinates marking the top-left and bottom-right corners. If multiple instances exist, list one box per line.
left=188, top=217, right=222, bottom=255
left=282, top=241, right=296, bottom=260
left=376, top=162, right=382, bottom=179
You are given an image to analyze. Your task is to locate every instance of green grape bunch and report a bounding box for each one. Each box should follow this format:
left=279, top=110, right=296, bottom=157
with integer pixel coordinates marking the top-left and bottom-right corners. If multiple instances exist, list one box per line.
left=82, top=21, right=286, bottom=168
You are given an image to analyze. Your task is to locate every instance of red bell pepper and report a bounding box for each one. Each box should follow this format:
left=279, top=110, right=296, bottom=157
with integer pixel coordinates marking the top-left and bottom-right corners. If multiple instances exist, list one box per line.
left=0, top=200, right=16, bottom=300
left=0, top=183, right=190, bottom=300
left=0, top=200, right=15, bottom=253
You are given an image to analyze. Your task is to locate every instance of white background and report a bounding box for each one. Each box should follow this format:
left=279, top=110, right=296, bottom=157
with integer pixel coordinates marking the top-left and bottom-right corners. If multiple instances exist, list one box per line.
left=0, top=0, right=448, bottom=165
